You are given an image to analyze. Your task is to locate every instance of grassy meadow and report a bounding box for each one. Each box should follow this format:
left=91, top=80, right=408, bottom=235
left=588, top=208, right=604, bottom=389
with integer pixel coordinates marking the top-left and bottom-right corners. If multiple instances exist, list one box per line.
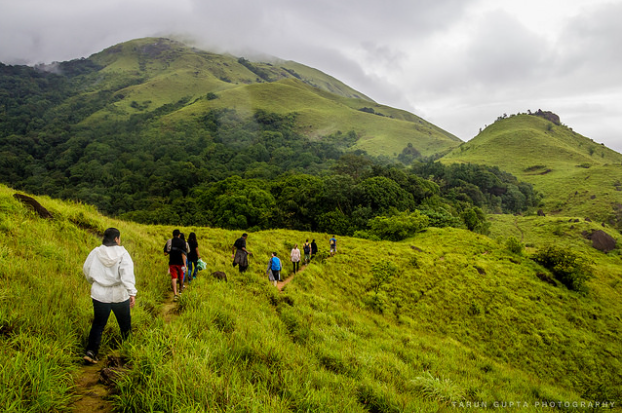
left=1, top=183, right=621, bottom=411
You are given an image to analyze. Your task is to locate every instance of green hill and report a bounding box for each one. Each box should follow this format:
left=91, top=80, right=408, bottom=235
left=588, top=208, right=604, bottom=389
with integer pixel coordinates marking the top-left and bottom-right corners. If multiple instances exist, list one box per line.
left=441, top=113, right=622, bottom=229
left=2, top=184, right=621, bottom=411
left=81, top=37, right=460, bottom=158
left=0, top=37, right=462, bottom=222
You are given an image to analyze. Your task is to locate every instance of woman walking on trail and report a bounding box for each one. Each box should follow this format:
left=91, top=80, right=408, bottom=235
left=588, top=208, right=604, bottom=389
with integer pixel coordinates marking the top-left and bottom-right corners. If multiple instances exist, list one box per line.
left=83, top=228, right=136, bottom=365
left=232, top=233, right=252, bottom=272
left=187, top=232, right=201, bottom=282
left=290, top=244, right=301, bottom=274
left=179, top=233, right=190, bottom=289
left=310, top=239, right=318, bottom=260
left=303, top=239, right=311, bottom=264
left=266, top=252, right=281, bottom=287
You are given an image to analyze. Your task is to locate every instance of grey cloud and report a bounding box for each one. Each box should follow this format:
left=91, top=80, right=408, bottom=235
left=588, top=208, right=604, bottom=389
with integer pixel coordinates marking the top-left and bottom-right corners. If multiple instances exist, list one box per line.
left=464, top=10, right=551, bottom=87
left=555, top=3, right=622, bottom=82
left=0, top=0, right=620, bottom=152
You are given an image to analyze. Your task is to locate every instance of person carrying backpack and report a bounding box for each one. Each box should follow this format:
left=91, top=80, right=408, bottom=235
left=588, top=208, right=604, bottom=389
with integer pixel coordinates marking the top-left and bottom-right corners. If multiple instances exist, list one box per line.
left=266, top=252, right=281, bottom=287
left=329, top=235, right=337, bottom=255
left=232, top=233, right=252, bottom=273
left=303, top=239, right=311, bottom=264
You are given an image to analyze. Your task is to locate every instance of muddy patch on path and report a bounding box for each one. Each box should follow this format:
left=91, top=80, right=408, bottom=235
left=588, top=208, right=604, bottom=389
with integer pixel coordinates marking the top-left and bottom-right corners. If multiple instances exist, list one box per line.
left=277, top=264, right=308, bottom=291
left=71, top=360, right=114, bottom=412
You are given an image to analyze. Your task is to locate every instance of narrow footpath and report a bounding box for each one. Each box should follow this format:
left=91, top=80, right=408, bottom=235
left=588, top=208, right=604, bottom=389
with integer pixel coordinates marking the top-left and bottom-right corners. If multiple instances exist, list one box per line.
left=277, top=261, right=308, bottom=291
left=71, top=257, right=315, bottom=410
left=71, top=290, right=179, bottom=412
left=71, top=362, right=112, bottom=412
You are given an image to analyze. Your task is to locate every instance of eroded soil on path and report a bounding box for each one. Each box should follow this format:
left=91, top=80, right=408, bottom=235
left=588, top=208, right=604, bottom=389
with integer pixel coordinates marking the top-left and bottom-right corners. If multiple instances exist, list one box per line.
left=72, top=291, right=178, bottom=412
left=277, top=262, right=308, bottom=291
left=71, top=362, right=113, bottom=413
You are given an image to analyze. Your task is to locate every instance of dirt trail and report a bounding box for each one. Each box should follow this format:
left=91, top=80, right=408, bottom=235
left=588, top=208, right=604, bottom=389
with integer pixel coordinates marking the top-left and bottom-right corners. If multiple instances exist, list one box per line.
left=71, top=362, right=113, bottom=412
left=277, top=262, right=308, bottom=291
left=162, top=291, right=180, bottom=323
left=72, top=290, right=179, bottom=411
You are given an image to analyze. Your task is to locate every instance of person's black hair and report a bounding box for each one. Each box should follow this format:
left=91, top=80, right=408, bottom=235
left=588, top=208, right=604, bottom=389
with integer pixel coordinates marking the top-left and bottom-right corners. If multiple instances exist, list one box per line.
left=180, top=233, right=186, bottom=241
left=273, top=252, right=278, bottom=256
left=242, top=233, right=248, bottom=237
left=173, top=229, right=180, bottom=237
left=188, top=232, right=197, bottom=243
left=102, top=228, right=120, bottom=246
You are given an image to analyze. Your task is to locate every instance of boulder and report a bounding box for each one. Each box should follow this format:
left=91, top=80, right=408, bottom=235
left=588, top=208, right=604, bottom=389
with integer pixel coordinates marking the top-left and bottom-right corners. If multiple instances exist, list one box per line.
left=212, top=271, right=228, bottom=281
left=591, top=230, right=617, bottom=253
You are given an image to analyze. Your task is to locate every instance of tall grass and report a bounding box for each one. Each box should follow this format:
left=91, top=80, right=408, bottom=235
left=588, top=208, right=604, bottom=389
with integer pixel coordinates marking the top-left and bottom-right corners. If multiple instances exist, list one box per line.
left=1, top=184, right=621, bottom=411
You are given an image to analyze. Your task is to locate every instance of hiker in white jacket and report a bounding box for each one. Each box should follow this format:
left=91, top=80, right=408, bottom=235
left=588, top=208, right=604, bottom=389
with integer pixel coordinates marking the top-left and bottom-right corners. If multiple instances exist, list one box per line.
left=83, top=228, right=137, bottom=364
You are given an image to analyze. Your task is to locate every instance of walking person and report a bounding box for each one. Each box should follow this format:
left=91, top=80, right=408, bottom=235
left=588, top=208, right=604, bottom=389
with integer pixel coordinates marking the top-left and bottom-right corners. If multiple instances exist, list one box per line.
left=329, top=235, right=337, bottom=255
left=179, top=232, right=190, bottom=290
left=164, top=229, right=187, bottom=301
left=232, top=233, right=252, bottom=272
left=310, top=239, right=318, bottom=260
left=186, top=232, right=201, bottom=282
left=266, top=252, right=281, bottom=287
left=290, top=244, right=301, bottom=274
left=303, top=239, right=311, bottom=265
left=83, top=228, right=136, bottom=364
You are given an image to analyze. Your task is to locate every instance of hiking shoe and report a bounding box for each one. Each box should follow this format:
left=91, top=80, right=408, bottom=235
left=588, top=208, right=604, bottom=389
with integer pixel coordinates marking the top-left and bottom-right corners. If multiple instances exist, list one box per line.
left=83, top=351, right=98, bottom=365
left=173, top=295, right=179, bottom=302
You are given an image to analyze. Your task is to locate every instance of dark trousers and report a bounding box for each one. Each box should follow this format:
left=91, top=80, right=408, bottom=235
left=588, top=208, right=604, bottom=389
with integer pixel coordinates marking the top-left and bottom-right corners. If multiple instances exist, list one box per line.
left=292, top=261, right=299, bottom=273
left=87, top=298, right=131, bottom=356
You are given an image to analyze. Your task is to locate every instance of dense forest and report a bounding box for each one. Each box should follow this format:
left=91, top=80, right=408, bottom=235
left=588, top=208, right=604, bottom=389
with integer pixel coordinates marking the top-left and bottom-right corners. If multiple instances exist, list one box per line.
left=0, top=61, right=540, bottom=237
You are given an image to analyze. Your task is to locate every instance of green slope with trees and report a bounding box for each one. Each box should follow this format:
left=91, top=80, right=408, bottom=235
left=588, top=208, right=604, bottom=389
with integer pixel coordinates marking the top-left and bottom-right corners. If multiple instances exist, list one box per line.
left=0, top=37, right=467, bottom=228
left=441, top=111, right=622, bottom=231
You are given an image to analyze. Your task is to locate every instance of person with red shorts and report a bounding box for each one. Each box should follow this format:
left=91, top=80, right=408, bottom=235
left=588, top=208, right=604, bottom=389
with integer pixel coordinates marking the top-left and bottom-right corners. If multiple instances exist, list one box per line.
left=164, top=229, right=187, bottom=301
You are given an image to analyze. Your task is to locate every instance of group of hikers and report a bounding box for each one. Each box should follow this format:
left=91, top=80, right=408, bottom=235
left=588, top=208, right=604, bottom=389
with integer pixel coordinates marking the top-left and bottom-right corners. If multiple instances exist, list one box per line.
left=82, top=227, right=336, bottom=364
left=232, top=233, right=336, bottom=287
left=163, top=229, right=201, bottom=301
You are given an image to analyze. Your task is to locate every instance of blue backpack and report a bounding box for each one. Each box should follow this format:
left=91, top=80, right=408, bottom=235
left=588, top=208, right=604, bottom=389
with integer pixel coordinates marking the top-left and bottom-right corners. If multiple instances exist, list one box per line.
left=270, top=257, right=281, bottom=271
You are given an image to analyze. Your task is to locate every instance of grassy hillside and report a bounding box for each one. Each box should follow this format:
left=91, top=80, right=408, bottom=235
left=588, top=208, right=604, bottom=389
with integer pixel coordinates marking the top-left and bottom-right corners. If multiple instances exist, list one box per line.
left=167, top=78, right=460, bottom=158
left=80, top=37, right=461, bottom=158
left=1, top=183, right=621, bottom=411
left=442, top=113, right=622, bottom=227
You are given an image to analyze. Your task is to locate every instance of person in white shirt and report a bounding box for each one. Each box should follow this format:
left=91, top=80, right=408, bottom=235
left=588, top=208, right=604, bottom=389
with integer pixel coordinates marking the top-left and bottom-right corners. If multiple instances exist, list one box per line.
left=83, top=228, right=137, bottom=364
left=290, top=244, right=301, bottom=274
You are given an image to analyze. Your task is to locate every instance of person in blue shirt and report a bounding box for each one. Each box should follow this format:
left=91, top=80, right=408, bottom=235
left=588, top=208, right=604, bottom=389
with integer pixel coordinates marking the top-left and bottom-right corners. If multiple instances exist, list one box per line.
left=329, top=235, right=337, bottom=255
left=266, top=252, right=281, bottom=286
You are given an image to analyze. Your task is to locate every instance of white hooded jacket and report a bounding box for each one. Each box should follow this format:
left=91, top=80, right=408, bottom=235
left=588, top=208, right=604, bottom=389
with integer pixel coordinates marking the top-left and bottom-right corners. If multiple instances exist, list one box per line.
left=83, top=245, right=137, bottom=303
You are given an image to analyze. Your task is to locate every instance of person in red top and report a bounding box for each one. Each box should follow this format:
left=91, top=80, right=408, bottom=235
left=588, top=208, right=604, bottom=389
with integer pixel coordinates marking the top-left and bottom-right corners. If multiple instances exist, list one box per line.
left=164, top=229, right=187, bottom=301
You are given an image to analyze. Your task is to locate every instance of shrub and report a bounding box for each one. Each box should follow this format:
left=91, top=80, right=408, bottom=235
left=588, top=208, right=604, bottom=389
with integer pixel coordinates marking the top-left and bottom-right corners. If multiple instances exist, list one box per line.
left=460, top=206, right=489, bottom=234
left=418, top=208, right=462, bottom=228
left=505, top=237, right=523, bottom=255
left=352, top=230, right=381, bottom=241
left=531, top=245, right=592, bottom=292
left=370, top=259, right=399, bottom=292
left=368, top=211, right=429, bottom=241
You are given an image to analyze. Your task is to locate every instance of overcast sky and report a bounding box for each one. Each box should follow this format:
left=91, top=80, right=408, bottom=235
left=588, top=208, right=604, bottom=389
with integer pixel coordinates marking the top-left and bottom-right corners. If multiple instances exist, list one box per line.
left=1, top=0, right=621, bottom=153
